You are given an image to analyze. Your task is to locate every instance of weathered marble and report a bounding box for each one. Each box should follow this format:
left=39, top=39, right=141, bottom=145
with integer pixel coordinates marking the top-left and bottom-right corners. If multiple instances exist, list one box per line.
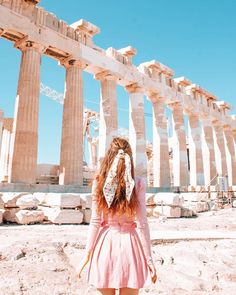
left=59, top=60, right=84, bottom=186
left=126, top=84, right=147, bottom=178
left=9, top=42, right=43, bottom=184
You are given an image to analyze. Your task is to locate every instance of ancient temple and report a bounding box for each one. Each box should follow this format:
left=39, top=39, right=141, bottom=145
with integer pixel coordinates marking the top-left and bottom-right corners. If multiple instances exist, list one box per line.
left=0, top=0, right=235, bottom=191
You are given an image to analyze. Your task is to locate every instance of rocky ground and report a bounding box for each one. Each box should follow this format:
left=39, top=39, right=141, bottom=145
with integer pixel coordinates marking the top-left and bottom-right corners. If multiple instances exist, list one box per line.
left=0, top=208, right=236, bottom=295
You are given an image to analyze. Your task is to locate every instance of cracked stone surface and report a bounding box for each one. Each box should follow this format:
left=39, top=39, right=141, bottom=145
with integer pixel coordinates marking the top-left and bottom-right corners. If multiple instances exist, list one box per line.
left=0, top=209, right=236, bottom=294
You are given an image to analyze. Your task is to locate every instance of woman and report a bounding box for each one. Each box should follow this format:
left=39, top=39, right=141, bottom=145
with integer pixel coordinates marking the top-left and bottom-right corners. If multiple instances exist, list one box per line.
left=77, top=137, right=157, bottom=294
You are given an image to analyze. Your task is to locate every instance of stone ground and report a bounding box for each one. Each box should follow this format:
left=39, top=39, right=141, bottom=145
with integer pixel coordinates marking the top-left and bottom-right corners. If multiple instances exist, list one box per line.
left=0, top=208, right=236, bottom=295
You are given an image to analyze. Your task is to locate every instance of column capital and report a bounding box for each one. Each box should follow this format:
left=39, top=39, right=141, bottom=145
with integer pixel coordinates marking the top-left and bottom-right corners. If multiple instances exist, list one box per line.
left=212, top=119, right=222, bottom=127
left=148, top=92, right=165, bottom=104
left=60, top=56, right=87, bottom=69
left=14, top=36, right=46, bottom=53
left=94, top=70, right=118, bottom=81
left=125, top=83, right=144, bottom=94
left=168, top=101, right=182, bottom=110
left=222, top=122, right=232, bottom=130
left=185, top=110, right=199, bottom=118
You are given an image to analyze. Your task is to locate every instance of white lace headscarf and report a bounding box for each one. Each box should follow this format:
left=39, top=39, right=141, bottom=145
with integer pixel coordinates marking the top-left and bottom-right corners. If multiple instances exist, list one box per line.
left=103, top=149, right=135, bottom=208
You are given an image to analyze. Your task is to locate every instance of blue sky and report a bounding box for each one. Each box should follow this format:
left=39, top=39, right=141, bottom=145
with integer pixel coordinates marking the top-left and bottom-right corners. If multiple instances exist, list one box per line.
left=0, top=0, right=236, bottom=165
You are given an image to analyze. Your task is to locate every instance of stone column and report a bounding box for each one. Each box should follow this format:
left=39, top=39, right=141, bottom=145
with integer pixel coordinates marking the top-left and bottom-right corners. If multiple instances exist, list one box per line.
left=126, top=84, right=147, bottom=178
left=9, top=41, right=43, bottom=183
left=0, top=119, right=13, bottom=182
left=95, top=71, right=118, bottom=161
left=169, top=102, right=189, bottom=186
left=212, top=122, right=227, bottom=177
left=151, top=96, right=170, bottom=187
left=223, top=125, right=236, bottom=186
left=88, top=136, right=98, bottom=168
left=59, top=59, right=84, bottom=185
left=201, top=117, right=217, bottom=185
left=188, top=113, right=205, bottom=186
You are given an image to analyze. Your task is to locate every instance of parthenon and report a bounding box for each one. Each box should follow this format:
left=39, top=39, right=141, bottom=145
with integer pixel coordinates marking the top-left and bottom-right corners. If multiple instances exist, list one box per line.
left=0, top=0, right=236, bottom=191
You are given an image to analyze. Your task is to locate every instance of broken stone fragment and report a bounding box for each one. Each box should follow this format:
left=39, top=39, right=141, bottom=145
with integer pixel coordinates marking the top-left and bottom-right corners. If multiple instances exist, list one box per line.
left=16, top=194, right=39, bottom=209
left=154, top=193, right=181, bottom=206
left=39, top=207, right=83, bottom=224
left=15, top=210, right=45, bottom=225
left=1, top=192, right=28, bottom=208
left=153, top=205, right=181, bottom=218
left=79, top=194, right=92, bottom=209
left=42, top=193, right=81, bottom=209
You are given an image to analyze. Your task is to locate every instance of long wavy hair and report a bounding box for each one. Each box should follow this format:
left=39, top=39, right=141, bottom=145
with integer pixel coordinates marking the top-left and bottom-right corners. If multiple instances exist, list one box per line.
left=94, top=137, right=139, bottom=217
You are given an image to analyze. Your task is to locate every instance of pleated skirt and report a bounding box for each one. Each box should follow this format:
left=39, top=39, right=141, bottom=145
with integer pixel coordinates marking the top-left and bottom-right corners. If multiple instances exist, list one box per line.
left=86, top=222, right=152, bottom=289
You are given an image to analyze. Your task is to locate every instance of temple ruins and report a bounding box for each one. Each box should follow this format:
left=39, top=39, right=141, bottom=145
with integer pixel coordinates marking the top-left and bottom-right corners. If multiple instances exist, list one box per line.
left=0, top=0, right=236, bottom=224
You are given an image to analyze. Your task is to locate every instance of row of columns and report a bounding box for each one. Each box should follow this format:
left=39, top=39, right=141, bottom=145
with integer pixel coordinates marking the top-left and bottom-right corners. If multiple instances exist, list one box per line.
left=4, top=40, right=236, bottom=187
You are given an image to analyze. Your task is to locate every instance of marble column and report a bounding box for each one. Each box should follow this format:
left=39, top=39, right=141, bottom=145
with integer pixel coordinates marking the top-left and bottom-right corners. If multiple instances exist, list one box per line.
left=170, top=102, right=189, bottom=186
left=9, top=42, right=43, bottom=183
left=223, top=125, right=236, bottom=186
left=0, top=119, right=13, bottom=182
left=212, top=122, right=227, bottom=177
left=151, top=97, right=170, bottom=187
left=95, top=72, right=118, bottom=160
left=188, top=113, right=205, bottom=185
left=59, top=60, right=84, bottom=185
left=88, top=136, right=98, bottom=168
left=201, top=117, right=217, bottom=185
left=126, top=84, right=147, bottom=178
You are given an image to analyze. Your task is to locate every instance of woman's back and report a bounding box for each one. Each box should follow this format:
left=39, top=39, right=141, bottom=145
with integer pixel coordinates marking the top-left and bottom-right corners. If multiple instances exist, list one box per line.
left=83, top=137, right=155, bottom=291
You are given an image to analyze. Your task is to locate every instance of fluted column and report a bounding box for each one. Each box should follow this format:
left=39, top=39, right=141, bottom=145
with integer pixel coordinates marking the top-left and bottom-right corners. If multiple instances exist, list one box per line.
left=223, top=125, right=236, bottom=185
left=212, top=122, right=227, bottom=177
left=201, top=117, right=217, bottom=185
left=88, top=137, right=98, bottom=168
left=170, top=102, right=189, bottom=186
left=9, top=41, right=43, bottom=183
left=151, top=96, right=170, bottom=187
left=126, top=84, right=147, bottom=178
left=0, top=119, right=13, bottom=182
left=188, top=113, right=205, bottom=185
left=95, top=71, right=118, bottom=160
left=59, top=59, right=84, bottom=185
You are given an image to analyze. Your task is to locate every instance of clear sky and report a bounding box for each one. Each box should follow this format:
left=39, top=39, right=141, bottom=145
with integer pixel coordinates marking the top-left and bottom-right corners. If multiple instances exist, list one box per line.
left=0, top=0, right=236, bottom=165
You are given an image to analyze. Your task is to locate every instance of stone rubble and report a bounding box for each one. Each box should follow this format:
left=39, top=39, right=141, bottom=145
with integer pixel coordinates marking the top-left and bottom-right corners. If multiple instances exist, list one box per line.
left=0, top=192, right=92, bottom=225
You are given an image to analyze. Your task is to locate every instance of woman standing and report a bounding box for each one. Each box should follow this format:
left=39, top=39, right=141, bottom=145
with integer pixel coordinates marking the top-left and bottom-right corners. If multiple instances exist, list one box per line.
left=77, top=137, right=157, bottom=294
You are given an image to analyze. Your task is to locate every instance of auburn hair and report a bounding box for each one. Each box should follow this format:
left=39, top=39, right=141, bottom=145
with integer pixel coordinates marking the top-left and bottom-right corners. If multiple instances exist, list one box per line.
left=94, top=137, right=139, bottom=217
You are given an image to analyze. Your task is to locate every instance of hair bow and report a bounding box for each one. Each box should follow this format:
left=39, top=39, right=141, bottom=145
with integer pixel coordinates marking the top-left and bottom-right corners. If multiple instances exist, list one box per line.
left=103, top=149, right=135, bottom=208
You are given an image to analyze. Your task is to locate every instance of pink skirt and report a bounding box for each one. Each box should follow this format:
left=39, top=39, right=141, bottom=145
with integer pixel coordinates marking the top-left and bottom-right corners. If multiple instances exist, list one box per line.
left=86, top=221, right=152, bottom=289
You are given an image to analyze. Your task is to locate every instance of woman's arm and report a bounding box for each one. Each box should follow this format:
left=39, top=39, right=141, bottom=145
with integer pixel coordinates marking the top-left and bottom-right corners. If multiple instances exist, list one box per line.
left=84, top=177, right=102, bottom=255
left=135, top=177, right=154, bottom=266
